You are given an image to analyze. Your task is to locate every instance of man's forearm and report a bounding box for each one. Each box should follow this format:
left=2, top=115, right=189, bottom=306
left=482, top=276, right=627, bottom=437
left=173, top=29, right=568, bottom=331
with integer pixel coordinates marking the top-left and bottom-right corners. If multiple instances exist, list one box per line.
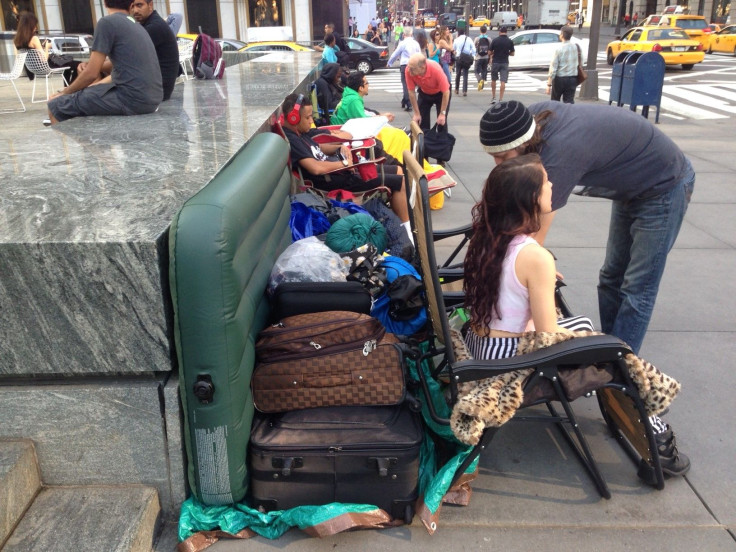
left=63, top=69, right=98, bottom=94
left=440, top=90, right=450, bottom=113
left=408, top=90, right=419, bottom=111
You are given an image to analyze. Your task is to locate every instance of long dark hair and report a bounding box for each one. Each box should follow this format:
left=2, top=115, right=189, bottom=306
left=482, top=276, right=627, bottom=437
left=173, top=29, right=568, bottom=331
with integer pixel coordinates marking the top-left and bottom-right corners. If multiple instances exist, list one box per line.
left=464, top=154, right=546, bottom=328
left=14, top=11, right=38, bottom=49
left=415, top=28, right=428, bottom=50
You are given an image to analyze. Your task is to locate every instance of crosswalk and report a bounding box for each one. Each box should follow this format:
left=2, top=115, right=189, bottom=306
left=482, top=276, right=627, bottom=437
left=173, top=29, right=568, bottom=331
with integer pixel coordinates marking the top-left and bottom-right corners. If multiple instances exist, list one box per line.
left=367, top=54, right=736, bottom=120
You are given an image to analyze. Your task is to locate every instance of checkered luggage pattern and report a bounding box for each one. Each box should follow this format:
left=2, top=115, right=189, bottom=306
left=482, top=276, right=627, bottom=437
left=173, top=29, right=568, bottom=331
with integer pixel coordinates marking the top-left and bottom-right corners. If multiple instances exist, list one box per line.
left=253, top=311, right=405, bottom=413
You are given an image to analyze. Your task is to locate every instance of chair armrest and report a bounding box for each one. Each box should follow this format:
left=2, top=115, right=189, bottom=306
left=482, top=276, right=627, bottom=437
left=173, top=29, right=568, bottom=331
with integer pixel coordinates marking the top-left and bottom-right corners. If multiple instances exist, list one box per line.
left=433, top=222, right=472, bottom=241
left=452, top=334, right=632, bottom=383
left=437, top=267, right=463, bottom=281
left=323, top=156, right=386, bottom=175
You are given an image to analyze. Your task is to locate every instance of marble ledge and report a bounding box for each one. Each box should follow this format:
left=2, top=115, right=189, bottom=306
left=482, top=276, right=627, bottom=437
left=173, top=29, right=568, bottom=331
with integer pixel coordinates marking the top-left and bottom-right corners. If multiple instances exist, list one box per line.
left=0, top=51, right=322, bottom=245
left=0, top=52, right=321, bottom=376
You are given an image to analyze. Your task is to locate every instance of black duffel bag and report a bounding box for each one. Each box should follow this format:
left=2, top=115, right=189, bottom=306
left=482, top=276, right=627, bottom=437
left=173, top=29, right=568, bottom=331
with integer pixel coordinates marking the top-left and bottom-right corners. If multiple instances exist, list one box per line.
left=423, top=125, right=455, bottom=163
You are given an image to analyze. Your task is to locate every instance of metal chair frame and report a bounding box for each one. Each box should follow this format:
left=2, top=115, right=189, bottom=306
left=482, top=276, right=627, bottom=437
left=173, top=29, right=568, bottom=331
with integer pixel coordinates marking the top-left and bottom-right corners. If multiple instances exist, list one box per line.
left=401, top=149, right=666, bottom=499
left=178, top=40, right=194, bottom=80
left=23, top=49, right=69, bottom=103
left=0, top=52, right=28, bottom=113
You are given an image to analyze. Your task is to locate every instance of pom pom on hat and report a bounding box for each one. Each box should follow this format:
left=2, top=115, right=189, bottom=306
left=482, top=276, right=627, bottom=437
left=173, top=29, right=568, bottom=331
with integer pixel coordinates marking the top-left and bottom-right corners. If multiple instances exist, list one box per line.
left=479, top=101, right=536, bottom=154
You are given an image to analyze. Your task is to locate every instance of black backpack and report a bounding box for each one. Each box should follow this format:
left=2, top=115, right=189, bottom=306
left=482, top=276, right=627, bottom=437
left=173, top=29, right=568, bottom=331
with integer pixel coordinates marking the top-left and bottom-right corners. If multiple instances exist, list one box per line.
left=477, top=36, right=491, bottom=57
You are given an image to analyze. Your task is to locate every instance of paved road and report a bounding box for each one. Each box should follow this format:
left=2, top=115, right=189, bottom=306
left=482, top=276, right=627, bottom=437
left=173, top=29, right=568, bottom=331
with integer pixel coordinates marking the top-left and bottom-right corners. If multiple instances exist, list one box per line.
left=370, top=54, right=736, bottom=120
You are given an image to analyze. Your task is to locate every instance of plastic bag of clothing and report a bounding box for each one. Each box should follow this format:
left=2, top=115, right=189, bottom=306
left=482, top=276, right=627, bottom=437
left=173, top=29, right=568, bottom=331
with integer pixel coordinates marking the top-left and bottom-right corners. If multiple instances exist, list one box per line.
left=268, top=236, right=348, bottom=295
left=371, top=256, right=427, bottom=336
left=289, top=201, right=331, bottom=241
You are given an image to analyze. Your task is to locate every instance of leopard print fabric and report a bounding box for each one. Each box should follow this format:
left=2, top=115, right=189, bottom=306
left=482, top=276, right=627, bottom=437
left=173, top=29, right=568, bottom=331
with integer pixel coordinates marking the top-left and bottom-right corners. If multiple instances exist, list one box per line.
left=450, top=330, right=681, bottom=446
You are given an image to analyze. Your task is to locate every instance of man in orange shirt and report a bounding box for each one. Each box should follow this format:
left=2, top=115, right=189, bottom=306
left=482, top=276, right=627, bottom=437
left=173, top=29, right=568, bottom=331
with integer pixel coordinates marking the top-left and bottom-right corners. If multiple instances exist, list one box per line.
left=405, top=53, right=451, bottom=133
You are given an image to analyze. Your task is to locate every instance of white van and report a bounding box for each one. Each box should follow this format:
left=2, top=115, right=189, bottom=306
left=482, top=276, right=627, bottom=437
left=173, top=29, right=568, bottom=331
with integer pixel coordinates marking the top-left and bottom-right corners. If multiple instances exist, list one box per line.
left=492, top=11, right=518, bottom=30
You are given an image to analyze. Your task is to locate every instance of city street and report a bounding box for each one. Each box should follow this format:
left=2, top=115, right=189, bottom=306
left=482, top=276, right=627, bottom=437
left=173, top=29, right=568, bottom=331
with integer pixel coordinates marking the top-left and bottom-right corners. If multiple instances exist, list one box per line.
left=371, top=25, right=736, bottom=120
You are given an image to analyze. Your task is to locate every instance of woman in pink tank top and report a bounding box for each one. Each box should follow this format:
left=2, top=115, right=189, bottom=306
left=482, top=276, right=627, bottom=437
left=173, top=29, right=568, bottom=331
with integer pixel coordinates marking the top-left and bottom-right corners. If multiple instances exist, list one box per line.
left=463, top=153, right=592, bottom=359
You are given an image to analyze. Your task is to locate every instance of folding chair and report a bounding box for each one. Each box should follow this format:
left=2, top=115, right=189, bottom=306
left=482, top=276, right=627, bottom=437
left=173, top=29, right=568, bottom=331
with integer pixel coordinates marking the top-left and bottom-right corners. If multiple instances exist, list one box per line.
left=178, top=39, right=194, bottom=80
left=402, top=149, right=668, bottom=499
left=0, top=52, right=28, bottom=113
left=309, top=82, right=335, bottom=127
left=23, top=49, right=68, bottom=103
left=271, top=117, right=391, bottom=204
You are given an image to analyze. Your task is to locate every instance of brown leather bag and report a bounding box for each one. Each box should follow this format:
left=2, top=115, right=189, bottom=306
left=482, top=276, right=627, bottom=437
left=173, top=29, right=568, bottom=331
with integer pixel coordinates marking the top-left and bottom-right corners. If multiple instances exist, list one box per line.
left=576, top=44, right=587, bottom=85
left=253, top=311, right=405, bottom=412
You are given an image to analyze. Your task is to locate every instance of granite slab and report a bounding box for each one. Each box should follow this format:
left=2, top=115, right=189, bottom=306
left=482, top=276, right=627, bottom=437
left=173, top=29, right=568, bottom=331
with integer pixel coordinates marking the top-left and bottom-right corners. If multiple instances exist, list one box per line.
left=3, top=485, right=160, bottom=552
left=0, top=51, right=321, bottom=376
left=0, top=440, right=40, bottom=548
left=0, top=378, right=176, bottom=516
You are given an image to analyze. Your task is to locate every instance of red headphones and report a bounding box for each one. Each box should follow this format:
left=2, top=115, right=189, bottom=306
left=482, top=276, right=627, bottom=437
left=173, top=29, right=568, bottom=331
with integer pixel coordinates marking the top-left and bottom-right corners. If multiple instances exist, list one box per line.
left=286, top=94, right=304, bottom=125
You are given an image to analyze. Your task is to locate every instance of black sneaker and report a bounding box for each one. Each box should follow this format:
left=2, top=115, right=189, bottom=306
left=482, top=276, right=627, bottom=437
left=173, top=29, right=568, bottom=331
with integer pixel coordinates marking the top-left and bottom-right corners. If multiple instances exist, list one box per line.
left=656, top=427, right=691, bottom=476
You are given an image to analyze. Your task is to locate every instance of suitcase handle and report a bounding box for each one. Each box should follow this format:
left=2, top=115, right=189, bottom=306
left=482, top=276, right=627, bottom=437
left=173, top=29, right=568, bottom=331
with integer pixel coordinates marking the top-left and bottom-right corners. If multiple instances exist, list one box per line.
left=369, top=457, right=398, bottom=477
left=303, top=374, right=353, bottom=387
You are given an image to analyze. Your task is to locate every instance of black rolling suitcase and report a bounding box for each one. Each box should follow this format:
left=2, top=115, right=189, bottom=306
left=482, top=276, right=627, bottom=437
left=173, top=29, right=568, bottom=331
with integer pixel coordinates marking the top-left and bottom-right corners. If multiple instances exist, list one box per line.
left=269, top=281, right=372, bottom=322
left=249, top=403, right=423, bottom=523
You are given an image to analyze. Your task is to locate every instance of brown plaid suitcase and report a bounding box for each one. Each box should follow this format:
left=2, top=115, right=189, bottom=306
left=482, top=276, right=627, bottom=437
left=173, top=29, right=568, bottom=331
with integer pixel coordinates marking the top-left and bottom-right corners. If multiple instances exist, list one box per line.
left=253, top=311, right=405, bottom=413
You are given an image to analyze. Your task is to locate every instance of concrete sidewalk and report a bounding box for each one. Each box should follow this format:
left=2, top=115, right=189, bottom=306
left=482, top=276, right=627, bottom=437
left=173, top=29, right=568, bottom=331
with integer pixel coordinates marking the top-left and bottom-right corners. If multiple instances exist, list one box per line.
left=1, top=69, right=734, bottom=551
left=177, top=89, right=736, bottom=551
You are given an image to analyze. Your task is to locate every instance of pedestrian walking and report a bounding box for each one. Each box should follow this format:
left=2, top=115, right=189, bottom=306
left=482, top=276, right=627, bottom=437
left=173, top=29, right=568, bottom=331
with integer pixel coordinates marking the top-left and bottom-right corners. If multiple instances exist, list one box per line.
left=387, top=26, right=421, bottom=111
left=546, top=26, right=579, bottom=104
left=453, top=28, right=476, bottom=96
left=474, top=25, right=491, bottom=91
left=488, top=26, right=515, bottom=103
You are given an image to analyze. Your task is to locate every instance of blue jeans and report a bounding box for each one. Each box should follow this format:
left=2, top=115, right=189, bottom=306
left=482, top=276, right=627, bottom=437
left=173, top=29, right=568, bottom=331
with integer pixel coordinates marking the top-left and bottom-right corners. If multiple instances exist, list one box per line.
left=597, top=159, right=695, bottom=353
left=440, top=60, right=452, bottom=84
left=399, top=64, right=409, bottom=108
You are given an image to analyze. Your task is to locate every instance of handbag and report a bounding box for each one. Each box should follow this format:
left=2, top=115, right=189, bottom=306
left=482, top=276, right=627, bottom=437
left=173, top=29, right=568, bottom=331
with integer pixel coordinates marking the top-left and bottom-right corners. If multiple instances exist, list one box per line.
left=576, top=44, right=587, bottom=85
left=423, top=125, right=456, bottom=163
left=48, top=53, right=74, bottom=67
left=457, top=37, right=474, bottom=68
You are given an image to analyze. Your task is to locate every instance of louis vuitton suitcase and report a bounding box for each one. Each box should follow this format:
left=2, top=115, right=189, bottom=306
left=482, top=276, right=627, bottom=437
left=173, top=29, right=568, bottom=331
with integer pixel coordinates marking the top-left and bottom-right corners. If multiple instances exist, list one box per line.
left=253, top=311, right=405, bottom=413
left=249, top=403, right=423, bottom=522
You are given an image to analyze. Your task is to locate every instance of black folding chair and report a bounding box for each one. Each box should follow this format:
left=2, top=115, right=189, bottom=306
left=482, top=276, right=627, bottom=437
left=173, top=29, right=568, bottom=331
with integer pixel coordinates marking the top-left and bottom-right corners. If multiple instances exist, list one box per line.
left=401, top=149, right=667, bottom=499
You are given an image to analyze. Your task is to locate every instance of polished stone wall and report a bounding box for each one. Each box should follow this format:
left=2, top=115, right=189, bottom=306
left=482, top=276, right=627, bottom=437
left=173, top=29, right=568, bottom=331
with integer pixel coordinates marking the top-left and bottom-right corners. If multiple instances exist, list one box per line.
left=0, top=51, right=321, bottom=517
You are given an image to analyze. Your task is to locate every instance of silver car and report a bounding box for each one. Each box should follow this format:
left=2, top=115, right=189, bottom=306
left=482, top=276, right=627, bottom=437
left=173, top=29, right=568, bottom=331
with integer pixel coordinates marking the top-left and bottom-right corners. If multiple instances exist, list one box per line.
left=39, top=34, right=94, bottom=56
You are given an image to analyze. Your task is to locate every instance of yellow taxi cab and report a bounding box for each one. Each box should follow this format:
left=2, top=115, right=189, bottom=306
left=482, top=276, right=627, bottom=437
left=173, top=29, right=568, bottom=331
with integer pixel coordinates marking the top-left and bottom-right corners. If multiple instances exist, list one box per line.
left=176, top=33, right=199, bottom=43
left=707, top=25, right=736, bottom=55
left=655, top=14, right=711, bottom=48
left=239, top=41, right=314, bottom=52
left=607, top=26, right=705, bottom=70
left=471, top=17, right=491, bottom=27
left=424, top=17, right=438, bottom=28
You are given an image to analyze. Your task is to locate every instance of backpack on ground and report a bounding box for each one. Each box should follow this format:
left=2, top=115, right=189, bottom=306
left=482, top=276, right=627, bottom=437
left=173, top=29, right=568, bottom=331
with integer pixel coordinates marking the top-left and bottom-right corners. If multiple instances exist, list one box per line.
left=192, top=33, right=225, bottom=79
left=477, top=36, right=491, bottom=57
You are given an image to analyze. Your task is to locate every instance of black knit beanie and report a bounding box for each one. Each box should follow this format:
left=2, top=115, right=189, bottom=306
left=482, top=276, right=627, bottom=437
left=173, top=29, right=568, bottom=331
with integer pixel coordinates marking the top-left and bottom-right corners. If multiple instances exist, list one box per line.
left=479, top=101, right=536, bottom=154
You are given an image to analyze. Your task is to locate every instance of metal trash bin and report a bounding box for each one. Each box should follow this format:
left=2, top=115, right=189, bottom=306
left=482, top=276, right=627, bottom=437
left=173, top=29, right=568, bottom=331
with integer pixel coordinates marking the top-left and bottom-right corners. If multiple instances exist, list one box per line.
left=620, top=51, right=666, bottom=124
left=608, top=51, right=633, bottom=106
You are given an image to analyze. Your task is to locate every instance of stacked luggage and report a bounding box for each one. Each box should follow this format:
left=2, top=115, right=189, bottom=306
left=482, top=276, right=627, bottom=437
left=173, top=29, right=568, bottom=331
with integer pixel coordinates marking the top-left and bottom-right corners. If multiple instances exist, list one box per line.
left=249, top=306, right=423, bottom=523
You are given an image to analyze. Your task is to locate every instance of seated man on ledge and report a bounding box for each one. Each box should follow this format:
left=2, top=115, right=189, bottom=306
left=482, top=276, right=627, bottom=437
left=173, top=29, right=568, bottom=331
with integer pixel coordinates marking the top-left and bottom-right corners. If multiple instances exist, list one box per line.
left=281, top=93, right=410, bottom=232
left=46, top=0, right=163, bottom=124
